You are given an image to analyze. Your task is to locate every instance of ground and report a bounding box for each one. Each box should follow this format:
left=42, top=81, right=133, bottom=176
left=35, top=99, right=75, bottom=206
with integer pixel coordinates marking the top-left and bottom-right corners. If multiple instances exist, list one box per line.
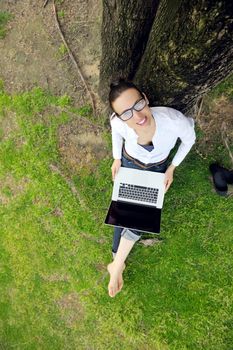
left=0, top=0, right=101, bottom=105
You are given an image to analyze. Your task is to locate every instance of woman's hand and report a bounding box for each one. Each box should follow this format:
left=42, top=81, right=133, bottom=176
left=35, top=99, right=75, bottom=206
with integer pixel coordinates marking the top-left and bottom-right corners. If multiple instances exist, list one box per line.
left=164, top=164, right=176, bottom=192
left=111, top=159, right=121, bottom=181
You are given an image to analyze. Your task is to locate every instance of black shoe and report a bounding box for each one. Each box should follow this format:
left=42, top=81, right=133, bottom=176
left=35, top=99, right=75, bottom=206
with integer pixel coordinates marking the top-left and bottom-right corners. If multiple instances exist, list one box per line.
left=209, top=163, right=228, bottom=196
left=224, top=168, right=233, bottom=184
left=209, top=163, right=233, bottom=184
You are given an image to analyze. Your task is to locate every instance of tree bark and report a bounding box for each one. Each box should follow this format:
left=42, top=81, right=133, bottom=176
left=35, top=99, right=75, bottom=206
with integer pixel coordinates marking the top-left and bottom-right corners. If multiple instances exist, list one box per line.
left=135, top=0, right=233, bottom=114
left=99, top=0, right=160, bottom=102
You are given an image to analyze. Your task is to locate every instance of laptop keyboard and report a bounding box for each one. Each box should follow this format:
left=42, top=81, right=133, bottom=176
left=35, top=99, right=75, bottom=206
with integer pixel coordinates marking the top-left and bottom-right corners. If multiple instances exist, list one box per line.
left=118, top=183, right=159, bottom=204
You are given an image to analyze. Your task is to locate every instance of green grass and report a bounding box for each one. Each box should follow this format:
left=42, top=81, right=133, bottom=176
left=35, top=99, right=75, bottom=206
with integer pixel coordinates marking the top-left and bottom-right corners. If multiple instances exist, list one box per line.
left=0, top=83, right=233, bottom=349
left=57, top=10, right=65, bottom=19
left=58, top=44, right=68, bottom=57
left=0, top=11, right=12, bottom=39
left=208, top=73, right=233, bottom=100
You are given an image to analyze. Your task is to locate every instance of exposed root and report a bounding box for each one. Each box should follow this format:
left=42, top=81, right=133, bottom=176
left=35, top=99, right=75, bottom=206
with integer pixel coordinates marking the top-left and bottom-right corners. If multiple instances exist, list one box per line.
left=43, top=0, right=50, bottom=8
left=52, top=0, right=96, bottom=116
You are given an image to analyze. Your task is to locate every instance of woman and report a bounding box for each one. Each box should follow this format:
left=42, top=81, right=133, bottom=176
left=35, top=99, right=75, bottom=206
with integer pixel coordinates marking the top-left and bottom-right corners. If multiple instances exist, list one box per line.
left=107, top=79, right=196, bottom=298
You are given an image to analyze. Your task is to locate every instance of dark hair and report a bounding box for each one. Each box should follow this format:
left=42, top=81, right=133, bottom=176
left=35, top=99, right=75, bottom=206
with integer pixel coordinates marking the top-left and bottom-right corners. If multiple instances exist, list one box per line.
left=108, top=78, right=143, bottom=110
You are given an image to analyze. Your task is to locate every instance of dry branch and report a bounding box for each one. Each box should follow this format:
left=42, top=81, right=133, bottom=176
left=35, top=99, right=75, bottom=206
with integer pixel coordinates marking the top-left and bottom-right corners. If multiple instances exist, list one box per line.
left=52, top=0, right=96, bottom=116
left=195, top=96, right=203, bottom=124
left=43, top=0, right=50, bottom=8
left=58, top=54, right=69, bottom=62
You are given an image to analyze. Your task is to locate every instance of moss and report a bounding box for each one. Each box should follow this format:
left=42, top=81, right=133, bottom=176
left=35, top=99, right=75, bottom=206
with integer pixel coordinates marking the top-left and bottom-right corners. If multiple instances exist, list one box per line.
left=197, top=17, right=206, bottom=31
left=0, top=11, right=12, bottom=39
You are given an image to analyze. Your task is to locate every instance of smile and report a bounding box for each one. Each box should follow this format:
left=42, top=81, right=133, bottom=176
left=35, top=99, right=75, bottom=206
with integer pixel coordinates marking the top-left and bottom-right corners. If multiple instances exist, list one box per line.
left=137, top=116, right=147, bottom=126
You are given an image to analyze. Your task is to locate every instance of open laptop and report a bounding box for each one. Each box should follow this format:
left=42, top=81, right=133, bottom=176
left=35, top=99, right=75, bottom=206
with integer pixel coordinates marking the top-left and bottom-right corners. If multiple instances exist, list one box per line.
left=105, top=167, right=165, bottom=233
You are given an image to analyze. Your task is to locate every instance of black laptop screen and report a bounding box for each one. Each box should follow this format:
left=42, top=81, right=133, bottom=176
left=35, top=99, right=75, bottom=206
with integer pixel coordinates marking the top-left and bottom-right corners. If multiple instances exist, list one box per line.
left=105, top=201, right=161, bottom=234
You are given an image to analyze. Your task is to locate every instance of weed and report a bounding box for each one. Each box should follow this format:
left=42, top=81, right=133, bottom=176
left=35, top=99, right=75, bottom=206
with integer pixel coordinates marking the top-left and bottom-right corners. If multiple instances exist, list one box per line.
left=57, top=10, right=65, bottom=19
left=58, top=43, right=68, bottom=57
left=0, top=11, right=13, bottom=39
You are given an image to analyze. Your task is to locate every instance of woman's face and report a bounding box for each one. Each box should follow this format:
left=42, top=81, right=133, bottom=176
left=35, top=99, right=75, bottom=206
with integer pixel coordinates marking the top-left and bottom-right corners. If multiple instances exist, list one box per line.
left=112, top=88, right=153, bottom=130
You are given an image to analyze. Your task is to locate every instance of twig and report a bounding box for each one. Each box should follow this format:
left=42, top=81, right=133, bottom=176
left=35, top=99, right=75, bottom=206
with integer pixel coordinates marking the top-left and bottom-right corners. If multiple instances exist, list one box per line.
left=221, top=122, right=233, bottom=166
left=196, top=96, right=203, bottom=123
left=43, top=0, right=50, bottom=8
left=52, top=0, right=96, bottom=116
left=58, top=54, right=69, bottom=62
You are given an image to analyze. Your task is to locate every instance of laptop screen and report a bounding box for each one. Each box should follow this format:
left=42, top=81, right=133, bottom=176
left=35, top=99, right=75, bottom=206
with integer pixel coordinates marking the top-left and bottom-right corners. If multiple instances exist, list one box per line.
left=105, top=200, right=161, bottom=234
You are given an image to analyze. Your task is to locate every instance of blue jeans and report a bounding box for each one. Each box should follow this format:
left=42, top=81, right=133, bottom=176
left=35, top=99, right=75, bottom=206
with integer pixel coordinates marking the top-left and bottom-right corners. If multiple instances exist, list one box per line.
left=112, top=154, right=168, bottom=254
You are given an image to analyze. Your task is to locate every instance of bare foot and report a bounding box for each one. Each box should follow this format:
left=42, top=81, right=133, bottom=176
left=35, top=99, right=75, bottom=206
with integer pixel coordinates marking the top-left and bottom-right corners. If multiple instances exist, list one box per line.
left=107, top=262, right=125, bottom=298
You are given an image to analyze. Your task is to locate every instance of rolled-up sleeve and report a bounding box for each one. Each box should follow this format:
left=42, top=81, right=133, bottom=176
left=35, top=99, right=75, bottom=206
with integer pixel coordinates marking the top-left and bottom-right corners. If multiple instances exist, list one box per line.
left=171, top=110, right=196, bottom=167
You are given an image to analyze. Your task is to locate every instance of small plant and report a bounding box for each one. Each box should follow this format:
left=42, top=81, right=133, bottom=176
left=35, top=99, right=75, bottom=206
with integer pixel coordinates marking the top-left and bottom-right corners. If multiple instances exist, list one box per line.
left=76, top=105, right=92, bottom=117
left=55, top=0, right=64, bottom=5
left=57, top=94, right=71, bottom=107
left=57, top=10, right=65, bottom=19
left=0, top=79, right=4, bottom=92
left=58, top=43, right=68, bottom=56
left=0, top=11, right=12, bottom=39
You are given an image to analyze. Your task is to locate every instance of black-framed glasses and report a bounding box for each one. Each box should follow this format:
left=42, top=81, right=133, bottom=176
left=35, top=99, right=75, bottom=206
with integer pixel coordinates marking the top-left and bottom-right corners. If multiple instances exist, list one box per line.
left=114, top=98, right=147, bottom=121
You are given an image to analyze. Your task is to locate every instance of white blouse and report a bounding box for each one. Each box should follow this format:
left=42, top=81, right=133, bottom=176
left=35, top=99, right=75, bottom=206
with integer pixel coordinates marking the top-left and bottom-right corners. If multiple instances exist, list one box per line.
left=110, top=106, right=196, bottom=167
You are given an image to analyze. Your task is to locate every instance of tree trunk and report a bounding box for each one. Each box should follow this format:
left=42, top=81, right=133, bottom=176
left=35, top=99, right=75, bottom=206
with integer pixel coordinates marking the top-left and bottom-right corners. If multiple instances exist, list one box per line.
left=99, top=0, right=159, bottom=102
left=135, top=0, right=233, bottom=114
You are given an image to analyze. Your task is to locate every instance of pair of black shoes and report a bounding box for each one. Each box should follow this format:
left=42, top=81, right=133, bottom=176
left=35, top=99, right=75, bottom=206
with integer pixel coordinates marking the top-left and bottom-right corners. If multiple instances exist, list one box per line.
left=209, top=163, right=233, bottom=196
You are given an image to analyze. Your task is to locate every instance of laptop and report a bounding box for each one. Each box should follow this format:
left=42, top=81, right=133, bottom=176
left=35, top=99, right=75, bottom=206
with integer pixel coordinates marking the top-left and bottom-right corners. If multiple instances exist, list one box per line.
left=105, top=167, right=165, bottom=233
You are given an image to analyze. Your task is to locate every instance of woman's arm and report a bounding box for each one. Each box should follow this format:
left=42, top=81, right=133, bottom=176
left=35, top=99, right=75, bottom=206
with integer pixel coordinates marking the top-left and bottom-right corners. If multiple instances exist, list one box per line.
left=164, top=163, right=176, bottom=192
left=164, top=108, right=196, bottom=192
left=171, top=111, right=196, bottom=167
left=110, top=118, right=125, bottom=180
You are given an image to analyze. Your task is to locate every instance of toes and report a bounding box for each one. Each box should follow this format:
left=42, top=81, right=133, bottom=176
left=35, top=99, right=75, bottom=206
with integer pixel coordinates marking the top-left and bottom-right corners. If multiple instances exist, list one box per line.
left=108, top=278, right=122, bottom=297
left=118, top=278, right=123, bottom=292
left=108, top=284, right=117, bottom=298
left=107, top=263, right=125, bottom=297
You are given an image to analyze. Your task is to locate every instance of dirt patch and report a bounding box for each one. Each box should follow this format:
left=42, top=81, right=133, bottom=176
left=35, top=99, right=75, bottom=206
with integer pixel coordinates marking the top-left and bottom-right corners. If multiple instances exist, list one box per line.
left=56, top=0, right=102, bottom=93
left=42, top=272, right=69, bottom=282
left=51, top=207, right=64, bottom=217
left=0, top=173, right=31, bottom=205
left=0, top=0, right=103, bottom=112
left=195, top=95, right=233, bottom=165
left=0, top=110, right=19, bottom=141
left=58, top=116, right=109, bottom=174
left=94, top=262, right=106, bottom=273
left=56, top=292, right=85, bottom=327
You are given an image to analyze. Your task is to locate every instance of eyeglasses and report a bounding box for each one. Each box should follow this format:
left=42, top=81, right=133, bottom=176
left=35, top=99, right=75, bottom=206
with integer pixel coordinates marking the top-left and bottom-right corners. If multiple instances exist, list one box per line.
left=114, top=98, right=147, bottom=121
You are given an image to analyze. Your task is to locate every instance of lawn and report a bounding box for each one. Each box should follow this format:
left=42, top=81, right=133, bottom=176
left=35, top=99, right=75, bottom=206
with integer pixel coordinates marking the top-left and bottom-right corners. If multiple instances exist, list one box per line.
left=0, top=83, right=232, bottom=350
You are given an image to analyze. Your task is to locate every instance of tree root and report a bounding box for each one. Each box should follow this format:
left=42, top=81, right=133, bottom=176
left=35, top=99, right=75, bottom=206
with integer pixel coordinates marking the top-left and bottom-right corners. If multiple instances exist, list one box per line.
left=44, top=0, right=96, bottom=115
